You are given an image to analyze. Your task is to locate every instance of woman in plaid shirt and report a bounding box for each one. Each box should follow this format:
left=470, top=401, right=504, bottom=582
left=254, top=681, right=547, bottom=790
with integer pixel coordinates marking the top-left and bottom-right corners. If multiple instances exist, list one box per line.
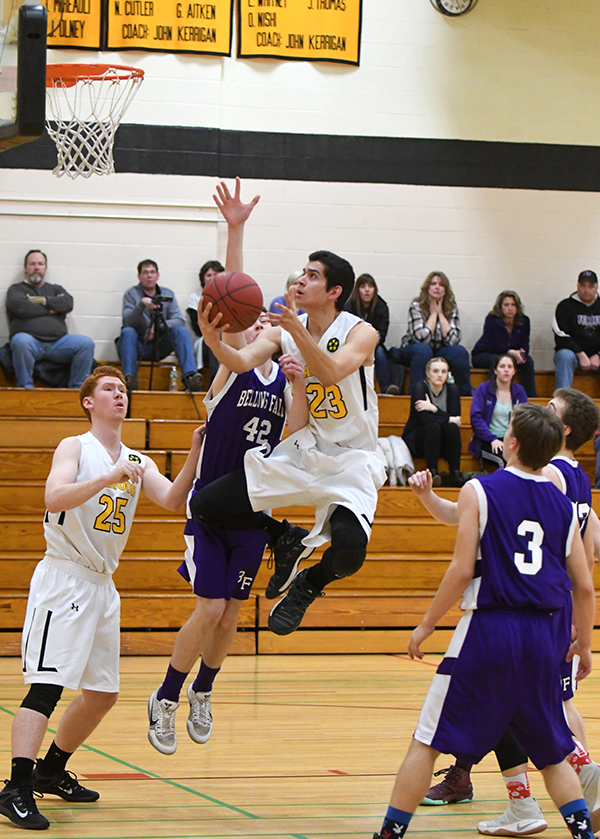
left=391, top=272, right=472, bottom=396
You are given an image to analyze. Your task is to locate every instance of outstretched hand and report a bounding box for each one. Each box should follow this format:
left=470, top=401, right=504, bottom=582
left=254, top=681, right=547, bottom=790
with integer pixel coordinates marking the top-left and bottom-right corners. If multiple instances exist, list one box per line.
left=268, top=286, right=302, bottom=332
left=213, top=177, right=260, bottom=227
left=197, top=299, right=231, bottom=345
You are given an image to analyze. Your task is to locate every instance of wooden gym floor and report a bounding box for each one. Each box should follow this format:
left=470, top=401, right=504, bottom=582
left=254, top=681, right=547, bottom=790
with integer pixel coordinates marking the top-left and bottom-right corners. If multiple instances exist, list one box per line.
left=2, top=654, right=600, bottom=838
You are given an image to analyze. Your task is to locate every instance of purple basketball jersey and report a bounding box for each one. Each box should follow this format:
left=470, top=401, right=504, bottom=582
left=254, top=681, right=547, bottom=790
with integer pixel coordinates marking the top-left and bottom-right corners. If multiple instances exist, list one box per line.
left=199, top=363, right=287, bottom=485
left=548, top=456, right=592, bottom=536
left=464, top=467, right=577, bottom=613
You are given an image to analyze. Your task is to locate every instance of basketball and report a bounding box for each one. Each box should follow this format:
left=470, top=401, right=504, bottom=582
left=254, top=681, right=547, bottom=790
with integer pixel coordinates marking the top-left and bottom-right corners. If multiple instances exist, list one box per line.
left=201, top=271, right=264, bottom=333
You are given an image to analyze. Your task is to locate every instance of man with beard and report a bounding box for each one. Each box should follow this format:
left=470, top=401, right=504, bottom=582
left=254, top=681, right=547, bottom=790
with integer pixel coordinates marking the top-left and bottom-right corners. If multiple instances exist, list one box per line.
left=6, top=250, right=95, bottom=389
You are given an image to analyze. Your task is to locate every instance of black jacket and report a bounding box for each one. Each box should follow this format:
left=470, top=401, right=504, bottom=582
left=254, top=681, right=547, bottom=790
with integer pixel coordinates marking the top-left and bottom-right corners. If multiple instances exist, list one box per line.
left=344, top=296, right=389, bottom=347
left=553, top=293, right=600, bottom=355
left=402, top=380, right=461, bottom=455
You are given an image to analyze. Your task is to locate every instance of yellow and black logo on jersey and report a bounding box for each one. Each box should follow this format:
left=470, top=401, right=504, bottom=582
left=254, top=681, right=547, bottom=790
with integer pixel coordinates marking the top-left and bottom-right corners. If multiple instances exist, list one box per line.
left=128, top=454, right=141, bottom=463
left=327, top=337, right=340, bottom=353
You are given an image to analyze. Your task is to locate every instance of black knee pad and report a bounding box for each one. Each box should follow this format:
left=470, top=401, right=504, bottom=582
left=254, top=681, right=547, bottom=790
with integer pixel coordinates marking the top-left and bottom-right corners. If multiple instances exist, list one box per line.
left=21, top=684, right=63, bottom=719
left=331, top=547, right=366, bottom=579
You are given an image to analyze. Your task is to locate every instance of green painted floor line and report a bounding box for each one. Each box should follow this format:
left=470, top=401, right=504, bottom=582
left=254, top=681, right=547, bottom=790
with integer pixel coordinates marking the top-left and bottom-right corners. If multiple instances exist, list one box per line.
left=0, top=704, right=258, bottom=819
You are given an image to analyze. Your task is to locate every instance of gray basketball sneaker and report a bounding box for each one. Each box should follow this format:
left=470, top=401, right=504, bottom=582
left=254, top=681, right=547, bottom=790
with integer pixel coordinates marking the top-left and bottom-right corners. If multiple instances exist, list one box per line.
left=147, top=690, right=178, bottom=755
left=186, top=685, right=213, bottom=744
left=477, top=797, right=547, bottom=835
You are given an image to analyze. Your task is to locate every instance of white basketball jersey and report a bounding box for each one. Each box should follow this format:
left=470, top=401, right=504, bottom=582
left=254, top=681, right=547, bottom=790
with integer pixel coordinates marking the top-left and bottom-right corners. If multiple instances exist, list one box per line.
left=281, top=311, right=379, bottom=452
left=44, top=431, right=145, bottom=576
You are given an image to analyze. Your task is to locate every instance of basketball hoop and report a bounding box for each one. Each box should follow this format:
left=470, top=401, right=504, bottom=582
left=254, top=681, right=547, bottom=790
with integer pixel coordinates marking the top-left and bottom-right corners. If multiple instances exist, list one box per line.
left=45, top=64, right=144, bottom=179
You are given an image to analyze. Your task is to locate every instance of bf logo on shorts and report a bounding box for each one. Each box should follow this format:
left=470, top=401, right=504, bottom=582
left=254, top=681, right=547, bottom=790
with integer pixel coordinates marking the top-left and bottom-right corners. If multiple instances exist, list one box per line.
left=238, top=571, right=253, bottom=590
left=327, top=338, right=340, bottom=352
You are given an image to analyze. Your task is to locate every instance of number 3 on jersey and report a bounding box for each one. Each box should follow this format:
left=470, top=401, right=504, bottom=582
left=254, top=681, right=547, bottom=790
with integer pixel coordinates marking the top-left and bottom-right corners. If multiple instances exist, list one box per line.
left=94, top=494, right=128, bottom=534
left=306, top=383, right=348, bottom=420
left=514, top=519, right=544, bottom=575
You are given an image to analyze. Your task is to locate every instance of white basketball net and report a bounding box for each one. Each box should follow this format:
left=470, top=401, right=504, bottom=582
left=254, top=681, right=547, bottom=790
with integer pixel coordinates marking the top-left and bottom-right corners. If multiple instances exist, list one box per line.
left=45, top=65, right=144, bottom=179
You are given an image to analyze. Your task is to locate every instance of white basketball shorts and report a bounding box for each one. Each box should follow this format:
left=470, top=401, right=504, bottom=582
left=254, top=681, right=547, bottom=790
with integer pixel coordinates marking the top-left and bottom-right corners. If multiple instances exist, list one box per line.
left=244, top=426, right=386, bottom=547
left=22, top=557, right=120, bottom=693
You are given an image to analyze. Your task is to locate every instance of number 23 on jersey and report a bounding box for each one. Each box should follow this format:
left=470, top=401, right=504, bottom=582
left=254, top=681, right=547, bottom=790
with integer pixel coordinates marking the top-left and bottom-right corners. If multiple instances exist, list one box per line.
left=306, top=383, right=348, bottom=420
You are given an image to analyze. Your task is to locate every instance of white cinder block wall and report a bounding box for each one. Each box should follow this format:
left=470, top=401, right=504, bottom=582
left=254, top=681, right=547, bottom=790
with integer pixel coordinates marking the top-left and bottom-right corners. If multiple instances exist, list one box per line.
left=2, top=0, right=600, bottom=368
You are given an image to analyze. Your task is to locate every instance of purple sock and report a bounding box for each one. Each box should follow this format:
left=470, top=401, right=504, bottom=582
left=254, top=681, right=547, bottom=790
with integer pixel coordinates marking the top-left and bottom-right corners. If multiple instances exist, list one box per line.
left=157, top=664, right=188, bottom=703
left=192, top=661, right=220, bottom=694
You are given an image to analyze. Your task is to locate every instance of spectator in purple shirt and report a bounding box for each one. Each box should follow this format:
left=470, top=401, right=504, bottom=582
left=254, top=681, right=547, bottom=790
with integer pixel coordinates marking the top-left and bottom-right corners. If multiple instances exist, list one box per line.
left=469, top=354, right=528, bottom=469
left=472, top=290, right=536, bottom=397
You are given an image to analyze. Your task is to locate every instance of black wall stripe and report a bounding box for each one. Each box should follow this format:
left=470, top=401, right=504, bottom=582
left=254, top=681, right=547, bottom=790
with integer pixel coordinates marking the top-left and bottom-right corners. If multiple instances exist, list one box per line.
left=2, top=124, right=599, bottom=192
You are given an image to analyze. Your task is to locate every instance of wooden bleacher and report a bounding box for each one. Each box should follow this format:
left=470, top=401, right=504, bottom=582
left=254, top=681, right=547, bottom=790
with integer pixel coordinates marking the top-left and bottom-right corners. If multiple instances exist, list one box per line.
left=1, top=364, right=600, bottom=656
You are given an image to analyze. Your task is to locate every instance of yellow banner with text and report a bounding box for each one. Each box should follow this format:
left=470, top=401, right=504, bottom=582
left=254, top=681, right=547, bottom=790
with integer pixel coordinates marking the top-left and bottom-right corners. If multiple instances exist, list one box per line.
left=238, top=0, right=361, bottom=65
left=106, top=0, right=232, bottom=53
left=44, top=0, right=102, bottom=50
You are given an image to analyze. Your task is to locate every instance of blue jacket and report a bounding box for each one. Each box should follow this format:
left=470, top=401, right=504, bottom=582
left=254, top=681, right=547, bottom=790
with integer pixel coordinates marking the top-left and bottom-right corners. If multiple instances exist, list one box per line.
left=471, top=314, right=531, bottom=361
left=468, top=379, right=528, bottom=458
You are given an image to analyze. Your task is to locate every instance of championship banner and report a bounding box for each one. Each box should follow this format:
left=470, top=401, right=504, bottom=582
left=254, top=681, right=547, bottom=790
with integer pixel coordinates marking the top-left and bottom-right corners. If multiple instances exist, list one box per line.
left=238, top=0, right=361, bottom=65
left=44, top=0, right=102, bottom=50
left=106, top=0, right=232, bottom=54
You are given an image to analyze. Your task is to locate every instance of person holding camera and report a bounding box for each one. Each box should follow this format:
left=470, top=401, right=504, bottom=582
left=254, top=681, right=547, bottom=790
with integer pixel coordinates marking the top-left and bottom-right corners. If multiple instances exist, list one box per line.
left=117, top=260, right=203, bottom=391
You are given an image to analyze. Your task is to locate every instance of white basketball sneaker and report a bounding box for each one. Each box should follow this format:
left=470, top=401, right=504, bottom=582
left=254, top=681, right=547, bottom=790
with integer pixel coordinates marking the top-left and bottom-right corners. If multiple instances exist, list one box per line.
left=477, top=797, right=547, bottom=836
left=186, top=685, right=213, bottom=744
left=147, top=689, right=178, bottom=755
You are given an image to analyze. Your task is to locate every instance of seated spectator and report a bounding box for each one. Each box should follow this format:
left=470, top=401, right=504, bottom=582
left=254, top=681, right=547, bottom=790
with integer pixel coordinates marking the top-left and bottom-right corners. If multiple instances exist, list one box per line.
left=269, top=270, right=305, bottom=315
left=344, top=273, right=396, bottom=394
left=187, top=260, right=224, bottom=384
left=472, top=290, right=536, bottom=397
left=117, top=259, right=203, bottom=392
left=390, top=271, right=472, bottom=396
left=402, top=357, right=463, bottom=487
left=6, top=249, right=94, bottom=389
left=469, top=354, right=527, bottom=469
left=553, top=269, right=600, bottom=388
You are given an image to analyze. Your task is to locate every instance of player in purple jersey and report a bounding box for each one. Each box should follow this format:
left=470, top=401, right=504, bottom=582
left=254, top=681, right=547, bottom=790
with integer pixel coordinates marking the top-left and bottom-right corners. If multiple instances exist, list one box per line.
left=147, top=195, right=309, bottom=755
left=412, top=389, right=600, bottom=835
left=373, top=404, right=596, bottom=839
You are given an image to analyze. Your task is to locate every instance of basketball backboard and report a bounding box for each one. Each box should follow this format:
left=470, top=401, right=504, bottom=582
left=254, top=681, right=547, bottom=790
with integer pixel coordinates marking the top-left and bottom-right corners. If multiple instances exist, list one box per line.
left=0, top=0, right=46, bottom=151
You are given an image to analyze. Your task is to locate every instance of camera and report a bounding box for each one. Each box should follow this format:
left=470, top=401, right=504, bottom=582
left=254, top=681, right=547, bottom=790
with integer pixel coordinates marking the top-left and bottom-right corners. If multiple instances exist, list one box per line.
left=153, top=295, right=173, bottom=304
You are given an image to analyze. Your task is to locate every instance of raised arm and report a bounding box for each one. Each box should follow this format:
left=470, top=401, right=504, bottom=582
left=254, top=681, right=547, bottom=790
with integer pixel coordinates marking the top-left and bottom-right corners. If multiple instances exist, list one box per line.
left=45, top=436, right=145, bottom=513
left=141, top=426, right=204, bottom=511
left=408, top=470, right=458, bottom=526
left=199, top=300, right=281, bottom=373
left=213, top=177, right=260, bottom=273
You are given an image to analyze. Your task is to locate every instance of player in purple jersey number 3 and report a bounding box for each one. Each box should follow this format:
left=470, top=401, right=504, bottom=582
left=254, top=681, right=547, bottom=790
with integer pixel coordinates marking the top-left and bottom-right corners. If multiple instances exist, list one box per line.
left=373, top=404, right=596, bottom=839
